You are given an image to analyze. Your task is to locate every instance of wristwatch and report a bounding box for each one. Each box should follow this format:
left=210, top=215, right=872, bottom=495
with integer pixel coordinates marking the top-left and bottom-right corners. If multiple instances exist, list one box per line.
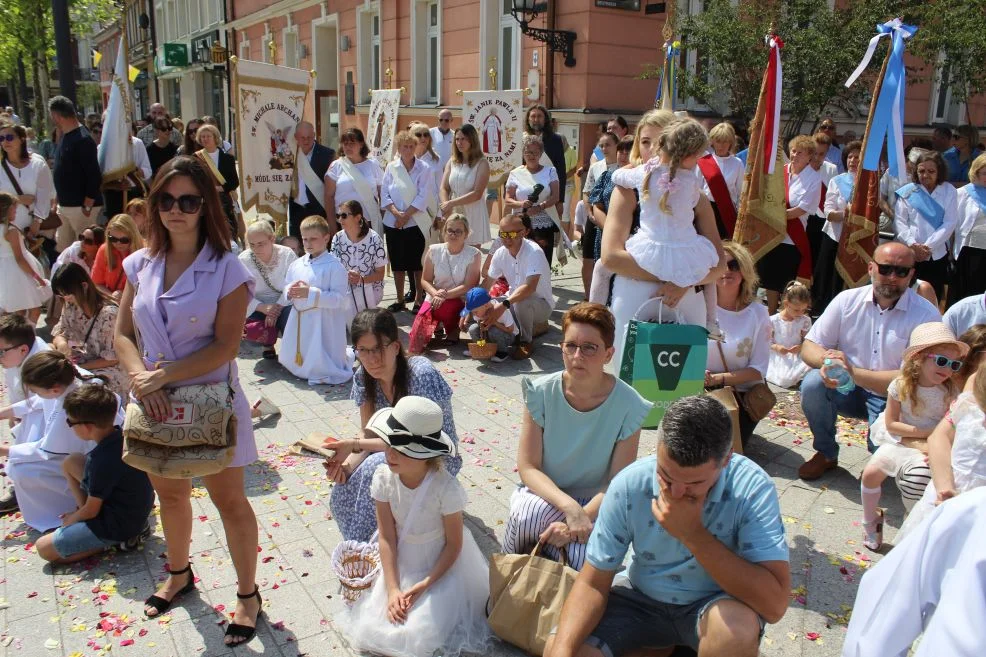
left=501, top=299, right=511, bottom=309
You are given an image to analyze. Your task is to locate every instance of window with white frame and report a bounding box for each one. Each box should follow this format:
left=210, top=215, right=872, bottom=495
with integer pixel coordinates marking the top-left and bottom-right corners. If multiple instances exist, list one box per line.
left=930, top=54, right=966, bottom=125
left=283, top=28, right=299, bottom=68
left=166, top=0, right=176, bottom=42
left=412, top=0, right=441, bottom=104
left=357, top=5, right=381, bottom=103
left=498, top=0, right=519, bottom=91
left=680, top=0, right=716, bottom=112
left=262, top=30, right=271, bottom=63
left=239, top=38, right=250, bottom=61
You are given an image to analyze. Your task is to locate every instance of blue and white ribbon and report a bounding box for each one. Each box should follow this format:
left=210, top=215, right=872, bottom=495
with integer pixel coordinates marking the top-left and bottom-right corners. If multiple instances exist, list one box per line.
left=844, top=18, right=917, bottom=181
left=655, top=40, right=680, bottom=110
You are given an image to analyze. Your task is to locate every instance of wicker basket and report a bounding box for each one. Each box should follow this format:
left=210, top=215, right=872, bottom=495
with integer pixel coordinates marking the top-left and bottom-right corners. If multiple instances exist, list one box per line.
left=331, top=540, right=381, bottom=605
left=468, top=339, right=498, bottom=360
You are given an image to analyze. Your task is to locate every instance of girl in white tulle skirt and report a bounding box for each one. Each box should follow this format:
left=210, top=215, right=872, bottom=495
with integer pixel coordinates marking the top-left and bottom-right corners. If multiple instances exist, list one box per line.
left=613, top=118, right=723, bottom=338
left=0, top=192, right=51, bottom=321
left=340, top=396, right=491, bottom=657
left=766, top=281, right=812, bottom=388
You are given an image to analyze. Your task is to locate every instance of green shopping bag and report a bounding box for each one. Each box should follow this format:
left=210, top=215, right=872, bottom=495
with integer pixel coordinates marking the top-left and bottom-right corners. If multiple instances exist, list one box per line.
left=619, top=298, right=709, bottom=429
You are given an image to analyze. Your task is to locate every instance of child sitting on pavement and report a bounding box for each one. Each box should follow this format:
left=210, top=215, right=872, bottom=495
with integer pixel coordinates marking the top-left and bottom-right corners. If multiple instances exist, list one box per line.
left=460, top=287, right=518, bottom=363
left=35, top=384, right=154, bottom=563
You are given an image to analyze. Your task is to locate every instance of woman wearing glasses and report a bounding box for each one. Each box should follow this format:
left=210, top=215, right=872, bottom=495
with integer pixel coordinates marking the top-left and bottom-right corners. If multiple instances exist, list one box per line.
left=91, top=214, right=143, bottom=299
left=502, top=303, right=651, bottom=571
left=704, top=241, right=771, bottom=448
left=324, top=308, right=463, bottom=541
left=330, top=200, right=387, bottom=327
left=52, top=224, right=103, bottom=275
left=114, top=156, right=263, bottom=646
left=0, top=122, right=54, bottom=236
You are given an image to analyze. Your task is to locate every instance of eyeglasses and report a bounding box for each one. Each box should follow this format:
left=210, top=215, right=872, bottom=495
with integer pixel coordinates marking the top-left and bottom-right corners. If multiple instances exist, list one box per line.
left=65, top=418, right=89, bottom=427
left=725, top=259, right=741, bottom=272
left=108, top=236, right=131, bottom=245
left=159, top=193, right=204, bottom=214
left=354, top=340, right=393, bottom=360
left=81, top=237, right=96, bottom=245
left=0, top=344, right=26, bottom=357
left=445, top=228, right=465, bottom=236
left=927, top=354, right=964, bottom=372
left=499, top=230, right=523, bottom=239
left=560, top=341, right=601, bottom=357
left=439, top=118, right=452, bottom=123
left=820, top=124, right=835, bottom=131
left=875, top=263, right=913, bottom=278
left=336, top=212, right=351, bottom=219
left=0, top=134, right=15, bottom=142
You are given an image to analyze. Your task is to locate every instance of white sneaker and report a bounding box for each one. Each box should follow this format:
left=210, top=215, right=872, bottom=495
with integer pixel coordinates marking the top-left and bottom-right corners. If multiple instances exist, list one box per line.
left=462, top=348, right=472, bottom=357
left=491, top=352, right=509, bottom=363
left=252, top=396, right=280, bottom=418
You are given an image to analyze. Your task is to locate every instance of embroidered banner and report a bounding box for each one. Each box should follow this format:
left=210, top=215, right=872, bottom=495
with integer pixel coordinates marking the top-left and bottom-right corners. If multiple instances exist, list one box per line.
left=463, top=90, right=524, bottom=187
left=98, top=29, right=136, bottom=183
left=232, top=58, right=311, bottom=231
left=367, top=89, right=401, bottom=168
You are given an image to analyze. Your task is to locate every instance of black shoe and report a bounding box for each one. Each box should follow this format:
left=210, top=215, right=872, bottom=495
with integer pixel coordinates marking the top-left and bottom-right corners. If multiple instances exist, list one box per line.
left=225, top=586, right=264, bottom=646
left=386, top=302, right=406, bottom=313
left=144, top=563, right=196, bottom=617
left=404, top=290, right=415, bottom=303
left=118, top=523, right=152, bottom=552
left=0, top=489, right=18, bottom=516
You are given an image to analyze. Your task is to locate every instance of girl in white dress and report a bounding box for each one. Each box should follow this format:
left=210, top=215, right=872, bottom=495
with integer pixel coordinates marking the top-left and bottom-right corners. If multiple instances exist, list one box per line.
left=277, top=216, right=353, bottom=385
left=610, top=118, right=724, bottom=339
left=859, top=323, right=966, bottom=550
left=0, top=123, right=54, bottom=232
left=341, top=396, right=491, bottom=657
left=766, top=281, right=812, bottom=388
left=0, top=192, right=51, bottom=320
left=441, top=125, right=491, bottom=247
left=330, top=199, right=387, bottom=327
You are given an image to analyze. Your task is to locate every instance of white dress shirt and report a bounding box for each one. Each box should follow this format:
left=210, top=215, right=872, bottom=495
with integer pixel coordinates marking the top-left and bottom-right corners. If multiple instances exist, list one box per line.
left=784, top=164, right=822, bottom=245
left=131, top=137, right=152, bottom=183
left=430, top=126, right=454, bottom=173
left=805, top=284, right=942, bottom=393
left=380, top=158, right=429, bottom=229
left=700, top=153, right=744, bottom=209
left=843, top=487, right=986, bottom=657
left=487, top=238, right=554, bottom=308
left=822, top=173, right=853, bottom=242
left=893, top=182, right=958, bottom=261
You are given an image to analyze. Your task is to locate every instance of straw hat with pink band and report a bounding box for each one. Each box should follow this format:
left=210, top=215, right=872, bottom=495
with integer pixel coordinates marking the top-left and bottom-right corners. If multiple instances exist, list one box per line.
left=903, top=322, right=970, bottom=368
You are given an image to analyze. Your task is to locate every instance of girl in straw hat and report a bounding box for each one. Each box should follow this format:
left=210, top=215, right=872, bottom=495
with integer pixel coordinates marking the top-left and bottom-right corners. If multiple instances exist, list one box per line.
left=340, top=396, right=491, bottom=657
left=859, top=322, right=968, bottom=551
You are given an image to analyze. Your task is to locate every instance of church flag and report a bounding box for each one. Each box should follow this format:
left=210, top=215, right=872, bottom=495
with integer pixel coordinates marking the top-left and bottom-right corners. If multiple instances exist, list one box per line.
left=462, top=90, right=524, bottom=188
left=367, top=89, right=401, bottom=169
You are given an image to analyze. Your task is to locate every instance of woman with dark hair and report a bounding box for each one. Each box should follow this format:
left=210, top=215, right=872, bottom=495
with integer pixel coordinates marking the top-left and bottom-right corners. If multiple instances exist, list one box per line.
left=324, top=308, right=462, bottom=541
left=324, top=127, right=383, bottom=236
left=504, top=134, right=561, bottom=264
left=331, top=199, right=387, bottom=325
left=50, top=263, right=125, bottom=396
left=441, top=124, right=491, bottom=246
left=894, top=150, right=959, bottom=300
left=943, top=124, right=983, bottom=184
left=147, top=117, right=178, bottom=176
left=114, top=156, right=263, bottom=645
left=53, top=224, right=104, bottom=274
left=176, top=118, right=203, bottom=156
left=814, top=140, right=863, bottom=314
left=0, top=122, right=54, bottom=235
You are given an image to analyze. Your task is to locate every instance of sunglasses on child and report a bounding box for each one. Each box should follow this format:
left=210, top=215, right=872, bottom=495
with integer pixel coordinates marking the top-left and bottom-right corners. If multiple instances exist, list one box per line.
left=927, top=354, right=963, bottom=372
left=159, top=193, right=204, bottom=214
left=107, top=236, right=131, bottom=245
left=875, top=263, right=913, bottom=278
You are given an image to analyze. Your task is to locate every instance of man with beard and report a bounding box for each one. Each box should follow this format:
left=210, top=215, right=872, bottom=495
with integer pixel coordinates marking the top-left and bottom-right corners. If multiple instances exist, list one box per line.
left=796, top=242, right=941, bottom=480
left=525, top=105, right=568, bottom=212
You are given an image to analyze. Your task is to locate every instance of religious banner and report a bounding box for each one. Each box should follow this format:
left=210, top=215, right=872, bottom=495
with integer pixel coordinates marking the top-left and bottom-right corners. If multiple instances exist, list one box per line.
left=367, top=89, right=401, bottom=168
left=838, top=19, right=917, bottom=287
left=463, top=90, right=524, bottom=186
left=98, top=25, right=136, bottom=184
left=232, top=58, right=311, bottom=231
left=734, top=34, right=787, bottom=265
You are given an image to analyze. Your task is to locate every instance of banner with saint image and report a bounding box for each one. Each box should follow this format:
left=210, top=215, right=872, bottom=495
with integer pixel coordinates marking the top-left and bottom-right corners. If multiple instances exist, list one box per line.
left=232, top=58, right=311, bottom=231
left=462, top=90, right=523, bottom=186
left=367, top=89, right=401, bottom=168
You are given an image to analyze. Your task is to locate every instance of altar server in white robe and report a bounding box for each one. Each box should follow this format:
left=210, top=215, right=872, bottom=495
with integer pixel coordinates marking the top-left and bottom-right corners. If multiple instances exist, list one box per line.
left=0, top=351, right=121, bottom=532
left=278, top=215, right=354, bottom=385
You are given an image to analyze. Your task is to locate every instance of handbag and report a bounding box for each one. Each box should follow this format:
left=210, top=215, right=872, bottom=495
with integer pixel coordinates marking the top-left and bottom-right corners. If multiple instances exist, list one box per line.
left=243, top=317, right=278, bottom=345
left=715, top=341, right=776, bottom=422
left=487, top=540, right=579, bottom=656
left=705, top=385, right=743, bottom=455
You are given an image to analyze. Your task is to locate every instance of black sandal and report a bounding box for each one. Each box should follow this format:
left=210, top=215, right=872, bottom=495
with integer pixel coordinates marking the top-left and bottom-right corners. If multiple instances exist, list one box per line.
left=144, top=564, right=196, bottom=617
left=262, top=348, right=277, bottom=359
left=224, top=586, right=263, bottom=646
left=386, top=302, right=406, bottom=312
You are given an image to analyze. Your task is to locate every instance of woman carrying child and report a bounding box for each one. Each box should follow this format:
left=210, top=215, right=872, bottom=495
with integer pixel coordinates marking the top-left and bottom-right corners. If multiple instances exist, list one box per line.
left=859, top=322, right=967, bottom=550
left=340, top=396, right=491, bottom=657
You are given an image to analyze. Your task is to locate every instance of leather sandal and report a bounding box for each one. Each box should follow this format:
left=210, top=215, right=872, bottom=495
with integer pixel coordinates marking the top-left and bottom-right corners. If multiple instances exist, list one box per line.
left=144, top=564, right=196, bottom=617
left=225, top=586, right=263, bottom=646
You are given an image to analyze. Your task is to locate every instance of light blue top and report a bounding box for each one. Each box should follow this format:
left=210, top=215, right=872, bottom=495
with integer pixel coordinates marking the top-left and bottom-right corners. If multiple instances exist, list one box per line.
left=943, top=146, right=984, bottom=184
left=944, top=293, right=986, bottom=338
left=523, top=372, right=651, bottom=498
left=586, top=454, right=788, bottom=605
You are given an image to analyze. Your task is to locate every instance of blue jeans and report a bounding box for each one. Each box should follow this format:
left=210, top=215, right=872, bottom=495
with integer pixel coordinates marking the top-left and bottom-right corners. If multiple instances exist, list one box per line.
left=800, top=369, right=886, bottom=461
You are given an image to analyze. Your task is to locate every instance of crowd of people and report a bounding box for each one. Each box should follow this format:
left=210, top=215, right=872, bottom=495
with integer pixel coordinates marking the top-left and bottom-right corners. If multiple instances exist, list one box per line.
left=1, top=95, right=985, bottom=656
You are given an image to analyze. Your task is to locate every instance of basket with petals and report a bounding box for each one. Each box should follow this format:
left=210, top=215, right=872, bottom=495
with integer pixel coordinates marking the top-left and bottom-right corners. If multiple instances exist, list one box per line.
left=331, top=540, right=381, bottom=605
left=468, top=330, right=498, bottom=360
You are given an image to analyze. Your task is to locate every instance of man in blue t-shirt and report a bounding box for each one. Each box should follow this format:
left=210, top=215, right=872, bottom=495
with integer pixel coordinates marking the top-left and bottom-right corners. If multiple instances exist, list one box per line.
left=545, top=396, right=790, bottom=657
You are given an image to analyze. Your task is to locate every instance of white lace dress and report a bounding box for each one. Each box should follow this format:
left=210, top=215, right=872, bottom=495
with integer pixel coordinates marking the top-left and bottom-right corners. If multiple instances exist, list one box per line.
left=331, top=229, right=388, bottom=324
left=766, top=313, right=812, bottom=388
left=425, top=243, right=479, bottom=303
left=0, top=223, right=51, bottom=312
left=868, top=378, right=950, bottom=479
left=898, top=391, right=986, bottom=538
left=448, top=160, right=492, bottom=245
left=341, top=467, right=492, bottom=657
left=614, top=163, right=719, bottom=288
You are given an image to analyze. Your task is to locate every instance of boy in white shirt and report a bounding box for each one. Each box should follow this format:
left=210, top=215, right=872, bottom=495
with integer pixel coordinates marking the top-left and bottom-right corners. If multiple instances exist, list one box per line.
left=460, top=287, right=518, bottom=363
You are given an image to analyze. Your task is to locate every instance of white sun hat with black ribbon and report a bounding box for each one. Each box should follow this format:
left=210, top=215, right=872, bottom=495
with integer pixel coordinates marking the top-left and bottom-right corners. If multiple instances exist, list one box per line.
left=365, top=396, right=456, bottom=460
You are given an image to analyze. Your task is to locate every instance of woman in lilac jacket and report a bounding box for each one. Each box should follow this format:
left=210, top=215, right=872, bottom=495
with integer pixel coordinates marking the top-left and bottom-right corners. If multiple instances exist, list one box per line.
left=115, top=156, right=262, bottom=647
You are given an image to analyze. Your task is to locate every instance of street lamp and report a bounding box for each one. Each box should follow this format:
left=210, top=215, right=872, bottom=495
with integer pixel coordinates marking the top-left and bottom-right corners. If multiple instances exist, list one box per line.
left=510, top=1, right=577, bottom=68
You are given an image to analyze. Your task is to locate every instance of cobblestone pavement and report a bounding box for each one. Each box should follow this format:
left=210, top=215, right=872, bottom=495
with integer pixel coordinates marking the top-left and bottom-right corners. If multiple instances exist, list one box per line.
left=0, top=264, right=905, bottom=657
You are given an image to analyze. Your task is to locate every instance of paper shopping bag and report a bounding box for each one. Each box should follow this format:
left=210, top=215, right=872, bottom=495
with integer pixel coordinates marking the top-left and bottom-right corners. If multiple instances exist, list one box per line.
left=619, top=299, right=709, bottom=429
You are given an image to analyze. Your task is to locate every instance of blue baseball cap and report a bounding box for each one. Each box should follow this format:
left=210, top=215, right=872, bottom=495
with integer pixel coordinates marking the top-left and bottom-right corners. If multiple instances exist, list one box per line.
left=461, top=287, right=492, bottom=316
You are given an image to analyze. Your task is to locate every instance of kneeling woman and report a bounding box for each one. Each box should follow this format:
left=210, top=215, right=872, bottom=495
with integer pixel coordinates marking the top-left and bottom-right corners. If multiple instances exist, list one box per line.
left=503, top=303, right=651, bottom=569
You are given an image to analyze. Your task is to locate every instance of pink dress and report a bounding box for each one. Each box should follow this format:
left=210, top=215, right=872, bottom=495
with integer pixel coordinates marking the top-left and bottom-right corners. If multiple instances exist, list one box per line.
left=122, top=244, right=258, bottom=467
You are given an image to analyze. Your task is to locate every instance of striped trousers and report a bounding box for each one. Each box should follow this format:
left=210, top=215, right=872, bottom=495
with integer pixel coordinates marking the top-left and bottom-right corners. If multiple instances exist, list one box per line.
left=502, top=487, right=591, bottom=571
left=896, top=460, right=932, bottom=513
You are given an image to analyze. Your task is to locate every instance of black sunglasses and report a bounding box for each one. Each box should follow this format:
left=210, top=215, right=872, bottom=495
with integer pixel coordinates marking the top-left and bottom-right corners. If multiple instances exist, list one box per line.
left=875, top=263, right=913, bottom=278
left=81, top=237, right=96, bottom=245
left=108, top=236, right=131, bottom=245
left=159, top=193, right=204, bottom=214
left=336, top=212, right=351, bottom=219
left=65, top=418, right=88, bottom=427
left=725, top=259, right=741, bottom=272
left=0, top=134, right=15, bottom=142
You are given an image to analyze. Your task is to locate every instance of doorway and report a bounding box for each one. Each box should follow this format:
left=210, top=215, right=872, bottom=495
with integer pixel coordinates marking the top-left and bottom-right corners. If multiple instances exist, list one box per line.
left=313, top=21, right=339, bottom=149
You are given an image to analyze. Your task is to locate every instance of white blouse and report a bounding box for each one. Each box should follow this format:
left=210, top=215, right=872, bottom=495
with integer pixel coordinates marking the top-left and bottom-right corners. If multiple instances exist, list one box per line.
left=894, top=182, right=959, bottom=261
left=706, top=301, right=771, bottom=392
left=238, top=244, right=298, bottom=315
left=954, top=184, right=986, bottom=257
left=0, top=154, right=54, bottom=231
left=822, top=174, right=854, bottom=242
left=326, top=158, right=384, bottom=209
left=380, top=158, right=430, bottom=229
left=700, top=153, right=744, bottom=209
left=426, top=243, right=479, bottom=300
left=783, top=164, right=822, bottom=245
